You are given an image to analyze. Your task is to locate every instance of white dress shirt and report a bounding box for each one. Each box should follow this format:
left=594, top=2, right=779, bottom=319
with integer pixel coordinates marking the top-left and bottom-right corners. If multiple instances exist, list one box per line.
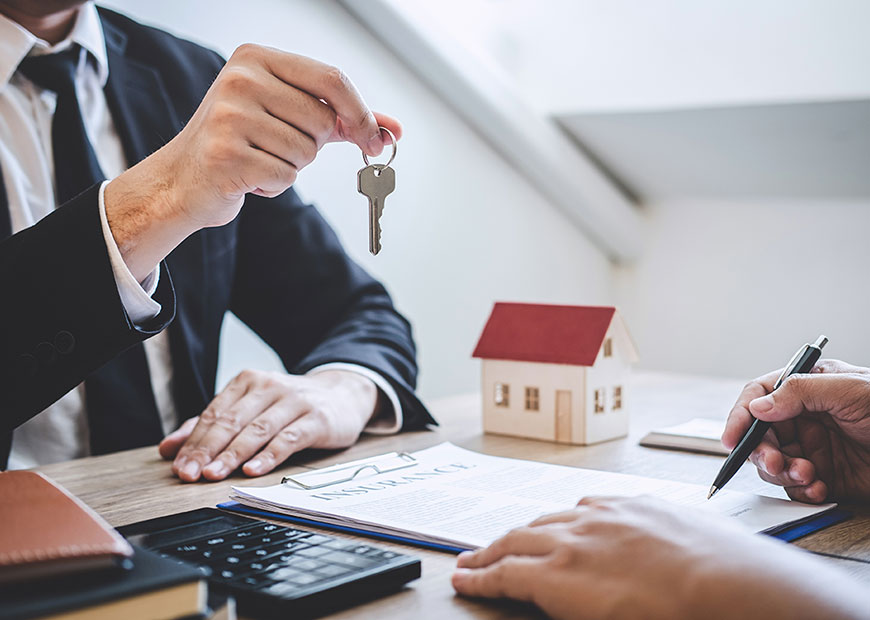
left=2, top=4, right=400, bottom=469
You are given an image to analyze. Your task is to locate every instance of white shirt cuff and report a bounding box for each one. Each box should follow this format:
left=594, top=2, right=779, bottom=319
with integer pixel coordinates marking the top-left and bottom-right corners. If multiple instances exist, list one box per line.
left=306, top=362, right=403, bottom=434
left=98, top=180, right=161, bottom=324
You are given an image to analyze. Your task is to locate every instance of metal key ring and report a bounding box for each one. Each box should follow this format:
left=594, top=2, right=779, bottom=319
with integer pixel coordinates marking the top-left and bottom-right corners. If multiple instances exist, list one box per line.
left=362, top=126, right=397, bottom=169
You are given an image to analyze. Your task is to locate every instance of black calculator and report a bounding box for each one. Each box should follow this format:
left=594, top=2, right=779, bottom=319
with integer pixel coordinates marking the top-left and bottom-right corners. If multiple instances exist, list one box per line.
left=118, top=508, right=421, bottom=619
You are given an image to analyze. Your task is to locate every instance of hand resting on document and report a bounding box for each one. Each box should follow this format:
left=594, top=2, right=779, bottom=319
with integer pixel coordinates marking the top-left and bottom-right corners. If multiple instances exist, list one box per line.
left=158, top=369, right=379, bottom=482
left=452, top=496, right=868, bottom=620
left=723, top=359, right=870, bottom=504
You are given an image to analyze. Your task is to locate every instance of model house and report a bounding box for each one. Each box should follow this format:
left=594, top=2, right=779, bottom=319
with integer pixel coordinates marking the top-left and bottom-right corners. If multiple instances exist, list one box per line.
left=472, top=303, right=638, bottom=445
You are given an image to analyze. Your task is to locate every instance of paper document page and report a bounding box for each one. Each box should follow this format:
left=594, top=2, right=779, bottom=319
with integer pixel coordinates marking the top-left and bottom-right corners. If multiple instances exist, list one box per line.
left=231, top=443, right=835, bottom=550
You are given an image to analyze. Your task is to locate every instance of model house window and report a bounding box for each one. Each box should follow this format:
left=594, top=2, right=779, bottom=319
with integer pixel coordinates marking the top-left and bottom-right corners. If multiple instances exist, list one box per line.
left=613, top=386, right=623, bottom=410
left=524, top=387, right=540, bottom=411
left=494, top=383, right=509, bottom=407
left=603, top=338, right=613, bottom=358
left=594, top=388, right=605, bottom=413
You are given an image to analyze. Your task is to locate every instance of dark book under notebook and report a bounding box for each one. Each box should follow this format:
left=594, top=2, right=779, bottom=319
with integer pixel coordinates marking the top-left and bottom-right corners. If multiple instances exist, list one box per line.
left=118, top=508, right=421, bottom=619
left=1, top=544, right=208, bottom=620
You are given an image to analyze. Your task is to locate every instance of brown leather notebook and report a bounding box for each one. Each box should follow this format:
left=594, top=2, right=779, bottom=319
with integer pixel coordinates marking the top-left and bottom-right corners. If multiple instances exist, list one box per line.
left=0, top=471, right=133, bottom=584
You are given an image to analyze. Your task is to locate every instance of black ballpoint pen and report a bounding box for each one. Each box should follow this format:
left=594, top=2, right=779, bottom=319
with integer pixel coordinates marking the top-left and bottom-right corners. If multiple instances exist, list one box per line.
left=707, top=335, right=828, bottom=500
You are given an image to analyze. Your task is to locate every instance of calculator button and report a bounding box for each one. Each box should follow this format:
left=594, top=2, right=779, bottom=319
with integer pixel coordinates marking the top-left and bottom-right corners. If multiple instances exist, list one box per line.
left=300, top=534, right=332, bottom=545
left=237, top=574, right=276, bottom=590
left=296, top=546, right=331, bottom=558
left=323, top=539, right=357, bottom=551
left=321, top=551, right=379, bottom=569
left=314, top=564, right=354, bottom=578
left=264, top=582, right=300, bottom=597
left=270, top=567, right=304, bottom=581
left=288, top=573, right=321, bottom=586
left=285, top=558, right=325, bottom=571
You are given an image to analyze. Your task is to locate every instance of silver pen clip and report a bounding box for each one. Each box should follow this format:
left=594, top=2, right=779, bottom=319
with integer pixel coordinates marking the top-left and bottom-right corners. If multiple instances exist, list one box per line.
left=773, top=335, right=828, bottom=390
left=773, top=344, right=809, bottom=390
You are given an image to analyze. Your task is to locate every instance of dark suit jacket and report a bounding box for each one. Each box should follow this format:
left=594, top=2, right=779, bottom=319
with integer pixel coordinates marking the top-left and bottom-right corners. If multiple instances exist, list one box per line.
left=0, top=8, right=434, bottom=468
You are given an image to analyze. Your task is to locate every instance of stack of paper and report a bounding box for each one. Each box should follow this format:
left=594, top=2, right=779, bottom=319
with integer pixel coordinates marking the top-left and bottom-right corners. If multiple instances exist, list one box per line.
left=229, top=443, right=836, bottom=551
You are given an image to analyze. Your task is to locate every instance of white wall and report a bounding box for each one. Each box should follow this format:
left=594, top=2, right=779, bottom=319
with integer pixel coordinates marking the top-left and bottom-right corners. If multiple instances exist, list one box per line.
left=394, top=0, right=870, bottom=381
left=403, top=0, right=870, bottom=113
left=99, top=0, right=615, bottom=400
left=616, top=199, right=870, bottom=380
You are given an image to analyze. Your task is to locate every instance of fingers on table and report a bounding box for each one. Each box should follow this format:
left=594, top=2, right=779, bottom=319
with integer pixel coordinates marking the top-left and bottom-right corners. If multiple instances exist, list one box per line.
left=242, top=412, right=325, bottom=477
left=528, top=510, right=584, bottom=528
left=203, top=397, right=317, bottom=480
left=452, top=556, right=542, bottom=602
left=457, top=527, right=561, bottom=570
left=158, top=416, right=199, bottom=459
left=174, top=381, right=273, bottom=481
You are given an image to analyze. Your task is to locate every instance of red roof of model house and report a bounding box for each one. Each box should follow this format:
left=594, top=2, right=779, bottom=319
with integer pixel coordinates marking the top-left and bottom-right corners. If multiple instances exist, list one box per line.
left=472, top=303, right=635, bottom=366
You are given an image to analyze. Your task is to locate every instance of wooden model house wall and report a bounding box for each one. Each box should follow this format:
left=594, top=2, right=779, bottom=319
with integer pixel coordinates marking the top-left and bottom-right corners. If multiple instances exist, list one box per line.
left=472, top=303, right=639, bottom=445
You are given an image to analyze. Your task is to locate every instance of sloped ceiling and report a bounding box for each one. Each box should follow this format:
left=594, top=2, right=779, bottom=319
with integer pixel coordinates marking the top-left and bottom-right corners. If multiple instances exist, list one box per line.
left=557, top=99, right=870, bottom=201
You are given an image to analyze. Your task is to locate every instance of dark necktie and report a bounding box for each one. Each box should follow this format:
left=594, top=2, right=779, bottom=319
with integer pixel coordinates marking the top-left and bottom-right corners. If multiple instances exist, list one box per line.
left=18, top=46, right=164, bottom=454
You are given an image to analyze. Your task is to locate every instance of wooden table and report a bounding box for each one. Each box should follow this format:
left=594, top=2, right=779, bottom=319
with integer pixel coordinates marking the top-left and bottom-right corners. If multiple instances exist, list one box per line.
left=36, top=372, right=870, bottom=618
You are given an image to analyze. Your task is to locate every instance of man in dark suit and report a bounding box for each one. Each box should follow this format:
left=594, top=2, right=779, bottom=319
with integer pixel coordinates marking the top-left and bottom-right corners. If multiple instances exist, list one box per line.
left=0, top=0, right=433, bottom=479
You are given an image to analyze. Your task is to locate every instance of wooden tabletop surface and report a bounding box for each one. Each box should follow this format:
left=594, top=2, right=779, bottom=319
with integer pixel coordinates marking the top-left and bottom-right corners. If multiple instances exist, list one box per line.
left=35, top=371, right=870, bottom=618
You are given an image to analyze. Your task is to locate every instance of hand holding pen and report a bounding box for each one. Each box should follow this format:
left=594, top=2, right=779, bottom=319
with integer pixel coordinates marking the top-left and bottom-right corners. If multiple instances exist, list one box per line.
left=709, top=336, right=828, bottom=499
left=719, top=349, right=870, bottom=504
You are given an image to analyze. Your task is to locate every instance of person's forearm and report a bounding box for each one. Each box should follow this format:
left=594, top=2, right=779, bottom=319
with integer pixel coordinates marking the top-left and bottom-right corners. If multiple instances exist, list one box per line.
left=685, top=545, right=870, bottom=620
left=104, top=148, right=198, bottom=283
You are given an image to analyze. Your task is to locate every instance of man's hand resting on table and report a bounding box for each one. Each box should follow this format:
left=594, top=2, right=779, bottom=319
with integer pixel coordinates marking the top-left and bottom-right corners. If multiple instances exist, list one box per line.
left=104, top=43, right=402, bottom=283
left=722, top=359, right=870, bottom=503
left=452, top=496, right=869, bottom=620
left=158, top=369, right=379, bottom=482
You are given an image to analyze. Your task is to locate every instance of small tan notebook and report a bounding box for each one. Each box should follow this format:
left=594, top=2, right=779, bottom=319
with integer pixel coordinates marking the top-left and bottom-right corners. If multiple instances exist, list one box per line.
left=0, top=471, right=133, bottom=583
left=639, top=418, right=730, bottom=456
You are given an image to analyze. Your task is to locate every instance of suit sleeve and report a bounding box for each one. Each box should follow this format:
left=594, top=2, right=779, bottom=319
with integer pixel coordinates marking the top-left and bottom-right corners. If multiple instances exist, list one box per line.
left=0, top=183, right=176, bottom=433
left=228, top=190, right=436, bottom=431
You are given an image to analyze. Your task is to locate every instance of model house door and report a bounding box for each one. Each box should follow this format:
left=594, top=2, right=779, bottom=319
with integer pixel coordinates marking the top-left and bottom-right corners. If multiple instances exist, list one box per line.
left=556, top=390, right=571, bottom=443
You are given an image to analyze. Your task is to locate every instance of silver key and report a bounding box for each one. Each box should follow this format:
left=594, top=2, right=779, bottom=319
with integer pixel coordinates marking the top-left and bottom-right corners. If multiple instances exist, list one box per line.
left=358, top=127, right=397, bottom=255
left=358, top=163, right=395, bottom=255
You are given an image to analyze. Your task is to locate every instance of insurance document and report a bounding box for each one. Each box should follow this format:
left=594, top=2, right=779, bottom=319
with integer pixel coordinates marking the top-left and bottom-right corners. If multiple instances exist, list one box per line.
left=230, top=443, right=836, bottom=550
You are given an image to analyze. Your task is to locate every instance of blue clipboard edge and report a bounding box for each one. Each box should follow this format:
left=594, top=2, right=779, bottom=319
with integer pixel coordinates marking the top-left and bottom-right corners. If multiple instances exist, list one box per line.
left=217, top=501, right=471, bottom=554
left=217, top=502, right=850, bottom=551
left=767, top=508, right=852, bottom=542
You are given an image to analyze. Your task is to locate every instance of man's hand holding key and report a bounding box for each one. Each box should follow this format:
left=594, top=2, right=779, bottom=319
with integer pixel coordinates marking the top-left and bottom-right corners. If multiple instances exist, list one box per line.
left=106, top=43, right=402, bottom=283
left=99, top=43, right=403, bottom=482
